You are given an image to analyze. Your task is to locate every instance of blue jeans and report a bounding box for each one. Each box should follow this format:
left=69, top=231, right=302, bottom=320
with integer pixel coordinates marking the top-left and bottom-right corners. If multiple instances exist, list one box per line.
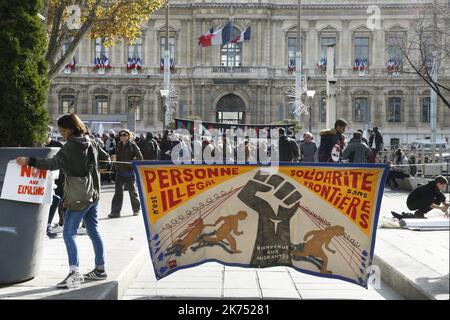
left=63, top=201, right=105, bottom=271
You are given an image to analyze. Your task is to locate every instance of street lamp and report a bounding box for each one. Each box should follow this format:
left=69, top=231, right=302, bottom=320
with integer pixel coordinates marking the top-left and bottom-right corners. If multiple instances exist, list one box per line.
left=306, top=90, right=316, bottom=99
left=306, top=90, right=315, bottom=133
left=160, top=90, right=169, bottom=130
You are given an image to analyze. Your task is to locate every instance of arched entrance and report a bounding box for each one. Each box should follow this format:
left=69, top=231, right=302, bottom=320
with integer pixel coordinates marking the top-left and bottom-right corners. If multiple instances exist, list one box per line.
left=216, top=94, right=246, bottom=124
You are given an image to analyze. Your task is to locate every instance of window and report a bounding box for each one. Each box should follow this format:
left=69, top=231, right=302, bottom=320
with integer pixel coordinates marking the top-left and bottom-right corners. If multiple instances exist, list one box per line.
left=387, top=97, right=401, bottom=123
left=320, top=36, right=336, bottom=60
left=387, top=35, right=403, bottom=61
left=287, top=37, right=303, bottom=67
left=128, top=96, right=142, bottom=121
left=221, top=27, right=242, bottom=67
left=354, top=37, right=369, bottom=63
left=216, top=94, right=245, bottom=124
left=354, top=97, right=369, bottom=122
left=95, top=38, right=107, bottom=60
left=319, top=97, right=326, bottom=123
left=422, top=97, right=430, bottom=123
left=423, top=36, right=434, bottom=66
left=94, top=95, right=109, bottom=114
left=60, top=95, right=76, bottom=114
left=160, top=37, right=175, bottom=63
left=128, top=37, right=143, bottom=61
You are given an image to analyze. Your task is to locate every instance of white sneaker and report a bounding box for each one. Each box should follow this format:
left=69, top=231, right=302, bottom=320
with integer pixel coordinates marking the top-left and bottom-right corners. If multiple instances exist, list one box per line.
left=77, top=226, right=87, bottom=235
left=48, top=224, right=63, bottom=235
left=56, top=271, right=84, bottom=289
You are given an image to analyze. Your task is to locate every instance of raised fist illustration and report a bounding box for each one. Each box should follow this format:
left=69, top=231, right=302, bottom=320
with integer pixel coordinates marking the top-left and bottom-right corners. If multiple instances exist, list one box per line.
left=238, top=170, right=302, bottom=267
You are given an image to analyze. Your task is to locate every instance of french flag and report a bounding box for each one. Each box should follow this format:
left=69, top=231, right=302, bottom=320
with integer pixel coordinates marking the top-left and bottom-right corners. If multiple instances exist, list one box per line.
left=211, top=21, right=232, bottom=46
left=198, top=27, right=214, bottom=47
left=199, top=21, right=232, bottom=47
left=231, top=26, right=251, bottom=44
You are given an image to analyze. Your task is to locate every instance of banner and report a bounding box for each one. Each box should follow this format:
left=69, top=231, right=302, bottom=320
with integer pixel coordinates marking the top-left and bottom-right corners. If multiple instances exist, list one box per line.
left=132, top=162, right=389, bottom=288
left=0, top=161, right=55, bottom=205
left=174, top=118, right=296, bottom=137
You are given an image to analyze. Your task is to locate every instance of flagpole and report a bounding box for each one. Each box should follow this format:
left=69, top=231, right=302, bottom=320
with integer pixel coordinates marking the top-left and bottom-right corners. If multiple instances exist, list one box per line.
left=164, top=0, right=171, bottom=130
left=295, top=0, right=302, bottom=129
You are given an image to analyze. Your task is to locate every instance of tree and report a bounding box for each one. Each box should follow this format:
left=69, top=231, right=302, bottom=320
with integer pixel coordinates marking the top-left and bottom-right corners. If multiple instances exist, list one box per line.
left=44, top=0, right=165, bottom=79
left=0, top=0, right=50, bottom=147
left=390, top=0, right=450, bottom=108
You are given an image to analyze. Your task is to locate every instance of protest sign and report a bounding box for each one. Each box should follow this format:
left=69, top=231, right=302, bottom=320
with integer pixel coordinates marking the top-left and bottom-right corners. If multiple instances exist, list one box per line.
left=0, top=161, right=54, bottom=205
left=132, top=162, right=388, bottom=288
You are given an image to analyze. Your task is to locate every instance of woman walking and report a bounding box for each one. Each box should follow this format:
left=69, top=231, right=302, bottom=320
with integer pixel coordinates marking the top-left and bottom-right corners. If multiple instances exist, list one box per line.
left=108, top=129, right=143, bottom=218
left=16, top=114, right=111, bottom=289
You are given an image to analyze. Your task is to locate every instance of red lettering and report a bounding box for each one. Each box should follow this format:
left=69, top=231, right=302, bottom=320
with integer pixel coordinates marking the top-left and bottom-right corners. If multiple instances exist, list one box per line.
left=187, top=183, right=195, bottom=197
left=144, top=170, right=156, bottom=193
left=346, top=197, right=361, bottom=220
left=338, top=196, right=351, bottom=214
left=171, top=169, right=183, bottom=185
left=332, top=172, right=342, bottom=186
left=38, top=170, right=47, bottom=179
left=361, top=173, right=374, bottom=192
left=314, top=171, right=324, bottom=181
left=158, top=170, right=170, bottom=189
left=359, top=214, right=369, bottom=229
left=20, top=165, right=31, bottom=177
left=348, top=172, right=363, bottom=189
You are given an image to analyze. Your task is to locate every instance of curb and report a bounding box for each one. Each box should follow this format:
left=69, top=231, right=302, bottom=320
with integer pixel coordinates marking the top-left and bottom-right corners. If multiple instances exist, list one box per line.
left=42, top=246, right=149, bottom=300
left=373, top=254, right=431, bottom=300
left=373, top=237, right=449, bottom=300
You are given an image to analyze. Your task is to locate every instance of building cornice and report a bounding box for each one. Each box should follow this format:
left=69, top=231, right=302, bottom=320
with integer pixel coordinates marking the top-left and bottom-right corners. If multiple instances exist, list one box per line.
left=169, top=3, right=432, bottom=10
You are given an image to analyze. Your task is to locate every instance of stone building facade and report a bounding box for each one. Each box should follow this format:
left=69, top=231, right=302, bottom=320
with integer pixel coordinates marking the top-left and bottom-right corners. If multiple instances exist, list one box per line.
left=47, top=0, right=450, bottom=145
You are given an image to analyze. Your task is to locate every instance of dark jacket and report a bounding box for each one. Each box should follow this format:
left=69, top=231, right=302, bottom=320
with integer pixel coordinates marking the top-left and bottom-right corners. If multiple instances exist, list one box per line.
left=115, top=141, right=143, bottom=173
left=29, top=135, right=110, bottom=202
left=279, top=135, right=299, bottom=162
left=369, top=132, right=383, bottom=151
left=407, top=181, right=447, bottom=210
left=160, top=137, right=172, bottom=160
left=45, top=139, right=65, bottom=197
left=140, top=138, right=159, bottom=160
left=342, top=139, right=372, bottom=163
left=318, top=129, right=346, bottom=162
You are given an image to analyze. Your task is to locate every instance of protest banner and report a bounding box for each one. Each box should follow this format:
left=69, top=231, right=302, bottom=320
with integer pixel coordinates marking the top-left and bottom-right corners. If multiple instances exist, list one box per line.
left=132, top=162, right=389, bottom=288
left=0, top=161, right=55, bottom=205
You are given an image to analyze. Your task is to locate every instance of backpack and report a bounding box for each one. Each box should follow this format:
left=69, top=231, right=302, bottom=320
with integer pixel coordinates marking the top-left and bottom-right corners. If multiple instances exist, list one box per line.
left=143, top=139, right=157, bottom=159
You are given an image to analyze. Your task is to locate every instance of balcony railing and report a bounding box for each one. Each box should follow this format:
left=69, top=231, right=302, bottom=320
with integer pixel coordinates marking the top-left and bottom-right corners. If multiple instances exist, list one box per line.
left=212, top=66, right=252, bottom=73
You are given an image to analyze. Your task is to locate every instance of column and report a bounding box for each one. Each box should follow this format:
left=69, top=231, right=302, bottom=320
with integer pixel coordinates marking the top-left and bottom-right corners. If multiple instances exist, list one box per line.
left=340, top=21, right=352, bottom=73
left=340, top=87, right=350, bottom=123
left=144, top=23, right=153, bottom=67
left=373, top=28, right=385, bottom=70
left=373, top=87, right=383, bottom=127
left=307, top=21, right=318, bottom=69
left=407, top=87, right=416, bottom=127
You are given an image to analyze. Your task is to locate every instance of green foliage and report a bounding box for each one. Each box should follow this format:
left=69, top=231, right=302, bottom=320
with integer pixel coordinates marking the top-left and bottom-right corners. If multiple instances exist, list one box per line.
left=166, top=120, right=175, bottom=131
left=0, top=0, right=49, bottom=147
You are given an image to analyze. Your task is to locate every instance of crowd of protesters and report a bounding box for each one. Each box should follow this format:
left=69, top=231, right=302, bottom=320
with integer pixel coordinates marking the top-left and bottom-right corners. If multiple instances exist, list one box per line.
left=88, top=119, right=382, bottom=165
left=12, top=113, right=448, bottom=289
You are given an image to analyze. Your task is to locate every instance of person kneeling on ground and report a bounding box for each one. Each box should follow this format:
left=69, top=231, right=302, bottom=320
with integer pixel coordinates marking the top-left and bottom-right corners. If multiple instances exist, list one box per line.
left=392, top=176, right=449, bottom=219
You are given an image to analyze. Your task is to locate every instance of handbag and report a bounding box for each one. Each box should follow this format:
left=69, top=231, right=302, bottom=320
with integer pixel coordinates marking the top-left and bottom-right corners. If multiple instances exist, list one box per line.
left=64, top=143, right=96, bottom=211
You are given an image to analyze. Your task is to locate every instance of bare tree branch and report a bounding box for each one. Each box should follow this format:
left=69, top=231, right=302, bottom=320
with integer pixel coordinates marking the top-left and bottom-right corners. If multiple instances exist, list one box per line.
left=47, top=0, right=102, bottom=79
